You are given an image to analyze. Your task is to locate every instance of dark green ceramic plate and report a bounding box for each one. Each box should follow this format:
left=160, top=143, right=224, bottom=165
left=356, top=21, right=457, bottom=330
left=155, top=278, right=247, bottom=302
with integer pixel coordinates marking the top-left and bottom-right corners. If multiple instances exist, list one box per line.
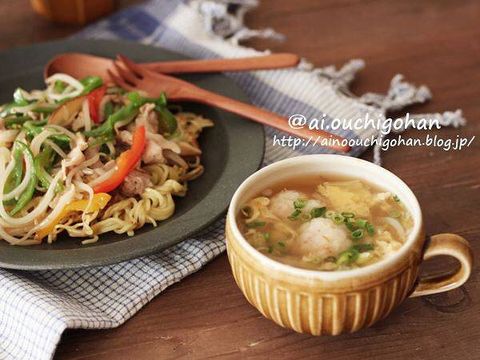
left=0, top=39, right=264, bottom=270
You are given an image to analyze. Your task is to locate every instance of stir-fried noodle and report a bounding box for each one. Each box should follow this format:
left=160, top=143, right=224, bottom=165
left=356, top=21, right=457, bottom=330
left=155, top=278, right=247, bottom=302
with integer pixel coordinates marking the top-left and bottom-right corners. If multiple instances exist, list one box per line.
left=0, top=74, right=213, bottom=245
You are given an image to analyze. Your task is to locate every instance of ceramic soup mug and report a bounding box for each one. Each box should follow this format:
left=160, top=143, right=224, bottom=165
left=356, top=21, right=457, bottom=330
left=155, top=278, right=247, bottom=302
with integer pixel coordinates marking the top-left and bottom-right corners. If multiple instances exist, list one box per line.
left=225, top=155, right=473, bottom=335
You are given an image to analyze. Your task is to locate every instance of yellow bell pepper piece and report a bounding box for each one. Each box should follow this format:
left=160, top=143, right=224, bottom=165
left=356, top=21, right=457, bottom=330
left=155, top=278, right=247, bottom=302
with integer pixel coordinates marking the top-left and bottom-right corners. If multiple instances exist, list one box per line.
left=36, top=193, right=111, bottom=241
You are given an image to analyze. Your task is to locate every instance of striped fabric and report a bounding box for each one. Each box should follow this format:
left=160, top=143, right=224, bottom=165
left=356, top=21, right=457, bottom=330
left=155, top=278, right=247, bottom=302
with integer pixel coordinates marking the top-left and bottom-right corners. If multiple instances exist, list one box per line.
left=0, top=1, right=452, bottom=359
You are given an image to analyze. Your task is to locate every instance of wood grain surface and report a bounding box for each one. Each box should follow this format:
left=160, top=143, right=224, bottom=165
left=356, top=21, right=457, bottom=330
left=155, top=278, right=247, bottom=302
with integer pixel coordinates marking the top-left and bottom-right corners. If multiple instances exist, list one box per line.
left=0, top=0, right=479, bottom=359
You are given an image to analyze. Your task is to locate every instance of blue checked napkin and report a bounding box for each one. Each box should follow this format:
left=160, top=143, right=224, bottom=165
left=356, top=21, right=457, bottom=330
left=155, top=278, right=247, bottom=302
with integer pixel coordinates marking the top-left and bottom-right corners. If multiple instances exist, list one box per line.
left=0, top=1, right=464, bottom=359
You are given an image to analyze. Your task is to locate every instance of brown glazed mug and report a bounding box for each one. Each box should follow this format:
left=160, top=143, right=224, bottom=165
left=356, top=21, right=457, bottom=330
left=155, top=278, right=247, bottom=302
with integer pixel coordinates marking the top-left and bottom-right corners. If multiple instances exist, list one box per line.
left=30, top=0, right=114, bottom=25
left=226, top=155, right=473, bottom=335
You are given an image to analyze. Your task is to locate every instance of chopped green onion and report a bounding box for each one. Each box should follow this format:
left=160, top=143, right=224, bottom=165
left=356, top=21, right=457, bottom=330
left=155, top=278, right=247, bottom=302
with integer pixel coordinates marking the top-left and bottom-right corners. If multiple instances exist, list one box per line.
left=288, top=209, right=302, bottom=220
left=345, top=220, right=357, bottom=231
left=246, top=220, right=266, bottom=228
left=267, top=245, right=274, bottom=254
left=366, top=223, right=375, bottom=236
left=337, top=248, right=360, bottom=265
left=325, top=210, right=336, bottom=219
left=393, top=194, right=400, bottom=202
left=263, top=232, right=271, bottom=241
left=337, top=244, right=373, bottom=266
left=356, top=219, right=368, bottom=228
left=332, top=213, right=344, bottom=225
left=300, top=213, right=311, bottom=221
left=310, top=207, right=326, bottom=218
left=341, top=212, right=355, bottom=218
left=351, top=229, right=364, bottom=240
left=293, top=198, right=306, bottom=209
left=277, top=241, right=286, bottom=248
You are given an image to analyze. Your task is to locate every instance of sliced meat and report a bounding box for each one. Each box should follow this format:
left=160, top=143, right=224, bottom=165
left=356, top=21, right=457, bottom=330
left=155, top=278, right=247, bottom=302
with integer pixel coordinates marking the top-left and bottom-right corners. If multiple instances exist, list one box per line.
left=142, top=133, right=180, bottom=164
left=120, top=169, right=153, bottom=197
left=143, top=135, right=164, bottom=164
left=117, top=103, right=182, bottom=165
left=117, top=130, right=133, bottom=145
left=117, top=129, right=166, bottom=164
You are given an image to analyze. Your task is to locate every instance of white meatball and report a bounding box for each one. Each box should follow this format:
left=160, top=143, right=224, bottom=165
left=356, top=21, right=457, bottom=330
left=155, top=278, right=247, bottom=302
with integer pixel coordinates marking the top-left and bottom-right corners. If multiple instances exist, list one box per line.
left=269, top=190, right=326, bottom=220
left=295, top=218, right=351, bottom=258
left=269, top=190, right=305, bottom=219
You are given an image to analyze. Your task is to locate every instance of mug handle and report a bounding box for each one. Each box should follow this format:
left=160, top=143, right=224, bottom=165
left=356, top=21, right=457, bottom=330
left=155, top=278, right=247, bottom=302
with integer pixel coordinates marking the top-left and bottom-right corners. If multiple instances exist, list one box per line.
left=410, top=233, right=474, bottom=298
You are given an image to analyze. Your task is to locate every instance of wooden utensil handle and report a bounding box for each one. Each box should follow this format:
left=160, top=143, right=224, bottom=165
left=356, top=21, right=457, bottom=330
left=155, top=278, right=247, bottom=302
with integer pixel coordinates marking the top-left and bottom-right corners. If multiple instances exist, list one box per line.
left=144, top=53, right=300, bottom=74
left=410, top=233, right=473, bottom=298
left=188, top=88, right=349, bottom=152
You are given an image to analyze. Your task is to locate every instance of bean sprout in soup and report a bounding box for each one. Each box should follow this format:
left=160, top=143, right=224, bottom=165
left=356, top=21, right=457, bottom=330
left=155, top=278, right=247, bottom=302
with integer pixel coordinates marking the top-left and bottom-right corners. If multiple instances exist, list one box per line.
left=238, top=177, right=413, bottom=271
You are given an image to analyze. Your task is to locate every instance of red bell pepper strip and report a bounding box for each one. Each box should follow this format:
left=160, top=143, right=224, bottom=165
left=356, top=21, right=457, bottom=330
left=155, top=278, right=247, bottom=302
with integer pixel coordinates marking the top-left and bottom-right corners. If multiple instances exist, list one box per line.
left=88, top=85, right=107, bottom=123
left=93, top=125, right=146, bottom=194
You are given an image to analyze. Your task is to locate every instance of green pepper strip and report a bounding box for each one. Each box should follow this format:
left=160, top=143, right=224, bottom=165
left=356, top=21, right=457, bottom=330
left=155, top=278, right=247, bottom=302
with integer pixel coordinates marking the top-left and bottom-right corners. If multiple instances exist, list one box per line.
left=80, top=76, right=103, bottom=95
left=0, top=88, right=34, bottom=117
left=0, top=103, right=16, bottom=118
left=103, top=101, right=114, bottom=119
left=84, top=92, right=154, bottom=138
left=13, top=88, right=29, bottom=106
left=32, top=106, right=56, bottom=114
left=34, top=146, right=63, bottom=193
left=153, top=93, right=177, bottom=135
left=155, top=105, right=178, bottom=135
left=10, top=142, right=37, bottom=216
left=3, top=142, right=24, bottom=206
left=23, top=121, right=70, bottom=147
left=0, top=102, right=28, bottom=118
left=84, top=103, right=139, bottom=138
left=51, top=76, right=104, bottom=106
left=0, top=88, right=32, bottom=117
left=4, top=116, right=33, bottom=129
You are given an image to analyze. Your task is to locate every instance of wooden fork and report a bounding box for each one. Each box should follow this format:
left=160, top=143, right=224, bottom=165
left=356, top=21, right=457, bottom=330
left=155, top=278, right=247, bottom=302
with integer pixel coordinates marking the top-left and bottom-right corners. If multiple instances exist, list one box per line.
left=109, top=55, right=350, bottom=152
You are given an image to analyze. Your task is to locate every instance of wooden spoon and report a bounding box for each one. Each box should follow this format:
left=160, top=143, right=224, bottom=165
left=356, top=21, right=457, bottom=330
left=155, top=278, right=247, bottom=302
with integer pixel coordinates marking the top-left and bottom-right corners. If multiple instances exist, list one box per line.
left=110, top=55, right=350, bottom=153
left=44, top=52, right=300, bottom=80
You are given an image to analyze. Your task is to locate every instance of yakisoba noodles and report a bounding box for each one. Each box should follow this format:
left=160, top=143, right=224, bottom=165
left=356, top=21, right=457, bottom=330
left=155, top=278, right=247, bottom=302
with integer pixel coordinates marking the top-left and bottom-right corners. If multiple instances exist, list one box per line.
left=0, top=74, right=213, bottom=245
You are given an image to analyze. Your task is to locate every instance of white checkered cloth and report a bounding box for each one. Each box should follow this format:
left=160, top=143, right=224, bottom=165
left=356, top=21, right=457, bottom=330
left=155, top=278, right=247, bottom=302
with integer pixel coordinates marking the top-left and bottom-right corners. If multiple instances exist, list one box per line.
left=0, top=1, right=463, bottom=359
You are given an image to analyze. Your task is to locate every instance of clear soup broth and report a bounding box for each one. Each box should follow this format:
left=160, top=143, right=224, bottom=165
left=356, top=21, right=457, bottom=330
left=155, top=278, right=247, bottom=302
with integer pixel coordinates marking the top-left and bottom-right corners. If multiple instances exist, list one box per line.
left=238, top=176, right=413, bottom=271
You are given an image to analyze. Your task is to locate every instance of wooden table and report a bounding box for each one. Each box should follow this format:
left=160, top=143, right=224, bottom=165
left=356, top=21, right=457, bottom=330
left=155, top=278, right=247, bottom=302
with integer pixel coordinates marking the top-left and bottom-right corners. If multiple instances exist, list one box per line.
left=1, top=1, right=479, bottom=359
